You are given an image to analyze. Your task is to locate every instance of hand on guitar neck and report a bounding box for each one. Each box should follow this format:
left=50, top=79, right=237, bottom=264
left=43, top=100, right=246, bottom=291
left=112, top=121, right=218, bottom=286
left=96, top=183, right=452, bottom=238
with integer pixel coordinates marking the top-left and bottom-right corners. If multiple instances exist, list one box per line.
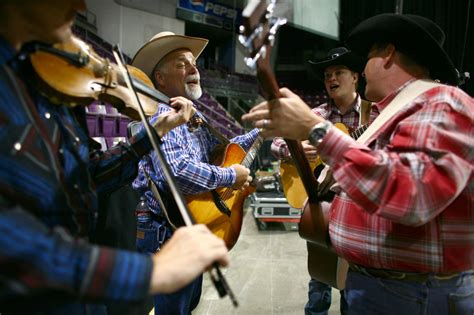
left=301, top=140, right=319, bottom=162
left=242, top=88, right=324, bottom=139
left=231, top=164, right=252, bottom=190
left=239, top=0, right=348, bottom=289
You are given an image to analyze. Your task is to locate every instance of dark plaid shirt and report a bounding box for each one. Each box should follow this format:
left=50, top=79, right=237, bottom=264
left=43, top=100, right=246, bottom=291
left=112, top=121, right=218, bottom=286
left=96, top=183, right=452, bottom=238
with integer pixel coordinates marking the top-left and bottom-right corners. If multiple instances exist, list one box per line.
left=0, top=37, right=153, bottom=314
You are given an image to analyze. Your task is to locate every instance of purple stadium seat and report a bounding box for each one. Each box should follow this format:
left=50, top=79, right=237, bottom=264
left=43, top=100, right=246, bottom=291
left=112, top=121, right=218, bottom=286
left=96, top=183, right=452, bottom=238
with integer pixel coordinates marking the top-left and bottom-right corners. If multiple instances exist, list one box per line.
left=119, top=117, right=132, bottom=137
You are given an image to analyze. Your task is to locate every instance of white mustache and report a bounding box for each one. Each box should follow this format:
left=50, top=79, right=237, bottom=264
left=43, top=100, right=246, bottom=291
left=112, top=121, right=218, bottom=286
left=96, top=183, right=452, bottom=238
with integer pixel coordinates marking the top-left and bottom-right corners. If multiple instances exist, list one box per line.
left=186, top=74, right=200, bottom=83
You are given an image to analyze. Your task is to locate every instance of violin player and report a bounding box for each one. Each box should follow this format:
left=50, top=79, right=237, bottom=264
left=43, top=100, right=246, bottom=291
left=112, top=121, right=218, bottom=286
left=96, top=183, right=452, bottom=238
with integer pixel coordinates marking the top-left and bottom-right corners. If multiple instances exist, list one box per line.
left=0, top=1, right=229, bottom=314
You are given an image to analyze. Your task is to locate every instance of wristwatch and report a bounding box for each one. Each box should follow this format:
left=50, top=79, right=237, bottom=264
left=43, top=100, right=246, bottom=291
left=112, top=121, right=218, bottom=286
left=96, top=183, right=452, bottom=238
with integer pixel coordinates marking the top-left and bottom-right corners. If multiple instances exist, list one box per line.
left=308, top=120, right=332, bottom=147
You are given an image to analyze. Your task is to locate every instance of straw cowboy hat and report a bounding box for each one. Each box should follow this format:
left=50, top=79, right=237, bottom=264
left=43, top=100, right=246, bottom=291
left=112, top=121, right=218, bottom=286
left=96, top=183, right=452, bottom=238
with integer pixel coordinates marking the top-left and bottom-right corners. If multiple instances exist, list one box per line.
left=132, top=31, right=209, bottom=77
left=345, top=13, right=459, bottom=85
left=308, top=47, right=365, bottom=80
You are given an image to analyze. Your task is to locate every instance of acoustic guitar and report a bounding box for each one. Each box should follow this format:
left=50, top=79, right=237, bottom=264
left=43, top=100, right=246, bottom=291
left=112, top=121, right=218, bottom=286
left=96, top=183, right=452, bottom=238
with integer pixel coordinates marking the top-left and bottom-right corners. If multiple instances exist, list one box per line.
left=298, top=123, right=369, bottom=245
left=240, top=0, right=348, bottom=289
left=280, top=123, right=349, bottom=209
left=187, top=136, right=263, bottom=250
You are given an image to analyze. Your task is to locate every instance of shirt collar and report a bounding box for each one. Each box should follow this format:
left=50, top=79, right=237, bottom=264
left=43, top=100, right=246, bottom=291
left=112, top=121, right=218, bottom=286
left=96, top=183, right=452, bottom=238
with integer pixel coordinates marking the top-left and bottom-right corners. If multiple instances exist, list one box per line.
left=329, top=93, right=361, bottom=115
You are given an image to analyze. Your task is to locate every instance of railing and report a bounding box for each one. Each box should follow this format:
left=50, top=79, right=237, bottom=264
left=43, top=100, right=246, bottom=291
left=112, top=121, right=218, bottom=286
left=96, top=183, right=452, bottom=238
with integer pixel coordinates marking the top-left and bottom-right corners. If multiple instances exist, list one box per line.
left=195, top=92, right=244, bottom=138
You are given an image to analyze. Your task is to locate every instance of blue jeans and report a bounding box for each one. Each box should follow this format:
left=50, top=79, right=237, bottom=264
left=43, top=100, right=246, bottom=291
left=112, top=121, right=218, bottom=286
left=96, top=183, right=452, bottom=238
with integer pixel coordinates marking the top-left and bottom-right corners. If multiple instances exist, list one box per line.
left=153, top=275, right=203, bottom=315
left=305, top=278, right=347, bottom=315
left=345, top=270, right=474, bottom=315
left=136, top=219, right=202, bottom=314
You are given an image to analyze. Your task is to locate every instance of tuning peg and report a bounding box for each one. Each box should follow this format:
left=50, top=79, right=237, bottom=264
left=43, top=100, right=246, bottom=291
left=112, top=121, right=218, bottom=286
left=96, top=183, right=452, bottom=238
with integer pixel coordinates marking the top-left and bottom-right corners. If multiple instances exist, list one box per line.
left=265, top=0, right=277, bottom=20
left=244, top=45, right=267, bottom=70
left=269, top=17, right=287, bottom=37
left=239, top=24, right=263, bottom=51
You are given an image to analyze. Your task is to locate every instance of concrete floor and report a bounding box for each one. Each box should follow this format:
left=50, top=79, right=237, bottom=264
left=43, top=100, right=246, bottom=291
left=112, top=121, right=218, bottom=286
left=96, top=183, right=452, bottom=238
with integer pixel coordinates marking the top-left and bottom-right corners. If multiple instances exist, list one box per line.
left=193, top=201, right=341, bottom=315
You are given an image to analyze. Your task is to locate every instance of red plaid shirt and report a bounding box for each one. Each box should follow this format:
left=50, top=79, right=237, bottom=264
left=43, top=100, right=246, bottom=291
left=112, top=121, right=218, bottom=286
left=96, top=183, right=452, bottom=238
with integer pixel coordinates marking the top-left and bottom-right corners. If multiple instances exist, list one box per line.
left=271, top=94, right=377, bottom=159
left=319, top=81, right=474, bottom=273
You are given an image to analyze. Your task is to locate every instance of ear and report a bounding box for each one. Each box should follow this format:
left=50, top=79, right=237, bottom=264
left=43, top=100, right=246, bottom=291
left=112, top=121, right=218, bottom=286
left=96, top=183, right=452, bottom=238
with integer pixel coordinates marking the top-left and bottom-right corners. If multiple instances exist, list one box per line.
left=353, top=72, right=359, bottom=84
left=154, top=70, right=165, bottom=88
left=382, top=44, right=396, bottom=68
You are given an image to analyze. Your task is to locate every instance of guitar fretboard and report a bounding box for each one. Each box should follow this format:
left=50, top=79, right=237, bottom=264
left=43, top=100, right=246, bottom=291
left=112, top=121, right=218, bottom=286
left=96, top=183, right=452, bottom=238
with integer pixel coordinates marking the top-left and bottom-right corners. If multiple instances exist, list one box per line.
left=350, top=124, right=369, bottom=140
left=242, top=136, right=263, bottom=168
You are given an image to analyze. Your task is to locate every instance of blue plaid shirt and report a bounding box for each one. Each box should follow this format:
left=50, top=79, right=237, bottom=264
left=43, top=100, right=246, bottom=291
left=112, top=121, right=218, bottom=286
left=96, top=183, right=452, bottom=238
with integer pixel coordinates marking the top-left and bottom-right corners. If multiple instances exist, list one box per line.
left=133, top=103, right=259, bottom=224
left=0, top=37, right=154, bottom=313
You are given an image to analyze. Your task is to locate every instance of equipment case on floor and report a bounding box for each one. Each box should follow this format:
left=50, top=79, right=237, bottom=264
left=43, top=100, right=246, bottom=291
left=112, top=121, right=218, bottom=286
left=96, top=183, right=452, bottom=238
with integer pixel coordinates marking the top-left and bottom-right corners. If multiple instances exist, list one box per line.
left=248, top=191, right=301, bottom=230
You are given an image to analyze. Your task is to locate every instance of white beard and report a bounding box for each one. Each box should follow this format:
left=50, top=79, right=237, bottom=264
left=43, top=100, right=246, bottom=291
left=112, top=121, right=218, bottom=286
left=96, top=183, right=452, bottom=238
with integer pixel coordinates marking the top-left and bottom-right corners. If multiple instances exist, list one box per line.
left=185, top=84, right=202, bottom=100
left=185, top=74, right=202, bottom=100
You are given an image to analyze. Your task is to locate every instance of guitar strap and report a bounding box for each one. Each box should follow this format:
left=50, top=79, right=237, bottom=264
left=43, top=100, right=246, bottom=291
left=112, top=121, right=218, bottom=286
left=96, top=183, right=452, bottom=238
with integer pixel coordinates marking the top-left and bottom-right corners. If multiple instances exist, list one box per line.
left=142, top=156, right=180, bottom=230
left=356, top=79, right=442, bottom=145
left=327, top=80, right=442, bottom=194
left=193, top=100, right=230, bottom=145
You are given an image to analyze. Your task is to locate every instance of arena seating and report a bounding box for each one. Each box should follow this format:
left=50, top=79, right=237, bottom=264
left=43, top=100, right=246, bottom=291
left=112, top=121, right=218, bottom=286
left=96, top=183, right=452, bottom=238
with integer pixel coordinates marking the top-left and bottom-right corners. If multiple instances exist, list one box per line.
left=73, top=26, right=245, bottom=147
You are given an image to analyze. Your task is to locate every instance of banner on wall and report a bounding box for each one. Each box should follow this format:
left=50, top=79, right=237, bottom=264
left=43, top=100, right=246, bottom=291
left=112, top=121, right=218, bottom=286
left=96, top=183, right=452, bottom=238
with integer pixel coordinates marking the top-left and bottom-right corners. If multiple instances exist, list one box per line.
left=176, top=0, right=242, bottom=31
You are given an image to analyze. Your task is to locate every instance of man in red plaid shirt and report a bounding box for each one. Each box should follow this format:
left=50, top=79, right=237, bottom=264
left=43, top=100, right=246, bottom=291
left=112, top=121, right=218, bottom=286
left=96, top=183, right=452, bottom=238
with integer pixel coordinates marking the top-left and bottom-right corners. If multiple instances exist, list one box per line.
left=244, top=14, right=473, bottom=314
left=271, top=47, right=376, bottom=315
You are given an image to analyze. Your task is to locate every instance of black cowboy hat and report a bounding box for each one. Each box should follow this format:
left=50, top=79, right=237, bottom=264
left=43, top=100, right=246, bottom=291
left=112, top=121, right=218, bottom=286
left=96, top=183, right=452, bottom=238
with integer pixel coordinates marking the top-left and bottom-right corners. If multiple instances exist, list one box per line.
left=308, top=47, right=366, bottom=80
left=345, top=13, right=459, bottom=85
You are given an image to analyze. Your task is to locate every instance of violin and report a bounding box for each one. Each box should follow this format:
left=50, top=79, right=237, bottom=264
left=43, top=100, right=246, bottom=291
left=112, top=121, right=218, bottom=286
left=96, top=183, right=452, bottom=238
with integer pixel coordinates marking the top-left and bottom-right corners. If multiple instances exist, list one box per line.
left=29, top=35, right=170, bottom=120
left=29, top=35, right=239, bottom=305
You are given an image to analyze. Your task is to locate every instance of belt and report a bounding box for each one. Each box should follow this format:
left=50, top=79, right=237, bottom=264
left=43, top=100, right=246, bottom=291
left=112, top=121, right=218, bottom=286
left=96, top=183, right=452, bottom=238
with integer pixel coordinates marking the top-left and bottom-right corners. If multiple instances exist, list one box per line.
left=349, top=264, right=469, bottom=283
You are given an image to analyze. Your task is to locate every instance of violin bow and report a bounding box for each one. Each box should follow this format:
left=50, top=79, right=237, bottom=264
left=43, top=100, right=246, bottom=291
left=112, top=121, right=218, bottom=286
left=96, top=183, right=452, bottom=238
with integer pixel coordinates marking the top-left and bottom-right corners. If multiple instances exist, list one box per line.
left=111, top=45, right=238, bottom=307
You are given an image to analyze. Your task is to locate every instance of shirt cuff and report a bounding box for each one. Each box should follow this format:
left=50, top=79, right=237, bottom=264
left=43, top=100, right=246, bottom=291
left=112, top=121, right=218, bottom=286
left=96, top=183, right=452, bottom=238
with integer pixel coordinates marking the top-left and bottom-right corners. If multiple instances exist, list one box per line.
left=317, top=126, right=360, bottom=168
left=80, top=246, right=152, bottom=302
left=215, top=165, right=237, bottom=187
left=129, top=127, right=153, bottom=158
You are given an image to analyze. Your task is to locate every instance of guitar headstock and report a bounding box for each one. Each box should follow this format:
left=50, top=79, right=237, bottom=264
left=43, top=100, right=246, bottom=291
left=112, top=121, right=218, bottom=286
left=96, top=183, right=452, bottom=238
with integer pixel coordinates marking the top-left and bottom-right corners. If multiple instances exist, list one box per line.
left=239, top=0, right=287, bottom=100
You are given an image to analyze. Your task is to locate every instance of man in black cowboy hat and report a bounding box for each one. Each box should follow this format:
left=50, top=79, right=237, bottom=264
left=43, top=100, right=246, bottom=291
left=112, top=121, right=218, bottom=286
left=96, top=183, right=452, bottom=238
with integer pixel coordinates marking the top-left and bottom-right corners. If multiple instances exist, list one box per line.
left=271, top=47, right=374, bottom=162
left=271, top=46, right=376, bottom=315
left=243, top=13, right=473, bottom=314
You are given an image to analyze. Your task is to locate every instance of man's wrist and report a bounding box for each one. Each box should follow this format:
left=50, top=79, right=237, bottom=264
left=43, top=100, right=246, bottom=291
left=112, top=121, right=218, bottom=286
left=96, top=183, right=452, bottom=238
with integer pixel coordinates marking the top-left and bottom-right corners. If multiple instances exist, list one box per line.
left=308, top=120, right=332, bottom=147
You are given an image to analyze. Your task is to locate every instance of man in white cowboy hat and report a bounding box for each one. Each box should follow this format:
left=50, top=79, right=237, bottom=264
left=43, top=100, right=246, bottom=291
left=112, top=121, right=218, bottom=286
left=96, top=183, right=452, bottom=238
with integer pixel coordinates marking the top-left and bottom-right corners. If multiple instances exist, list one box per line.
left=131, top=31, right=259, bottom=315
left=243, top=13, right=473, bottom=314
left=271, top=46, right=377, bottom=315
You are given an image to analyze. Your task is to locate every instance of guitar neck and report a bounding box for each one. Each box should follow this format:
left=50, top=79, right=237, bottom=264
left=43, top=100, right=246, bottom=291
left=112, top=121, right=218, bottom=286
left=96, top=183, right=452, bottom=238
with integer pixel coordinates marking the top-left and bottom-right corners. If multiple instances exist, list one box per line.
left=256, top=59, right=320, bottom=203
left=242, top=136, right=263, bottom=168
left=350, top=124, right=369, bottom=140
left=241, top=0, right=320, bottom=203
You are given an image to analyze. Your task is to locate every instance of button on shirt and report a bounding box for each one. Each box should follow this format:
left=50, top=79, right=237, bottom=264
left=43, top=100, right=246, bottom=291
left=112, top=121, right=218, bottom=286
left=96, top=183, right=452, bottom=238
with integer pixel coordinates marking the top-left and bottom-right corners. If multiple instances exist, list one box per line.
left=318, top=81, right=474, bottom=273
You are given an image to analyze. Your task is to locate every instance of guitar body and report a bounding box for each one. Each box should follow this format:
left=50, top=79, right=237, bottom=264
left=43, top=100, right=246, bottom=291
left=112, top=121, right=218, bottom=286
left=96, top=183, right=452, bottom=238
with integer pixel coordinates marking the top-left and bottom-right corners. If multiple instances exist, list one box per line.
left=280, top=160, right=319, bottom=208
left=301, top=201, right=349, bottom=289
left=298, top=199, right=329, bottom=246
left=186, top=143, right=254, bottom=250
left=279, top=123, right=349, bottom=209
left=307, top=242, right=349, bottom=289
